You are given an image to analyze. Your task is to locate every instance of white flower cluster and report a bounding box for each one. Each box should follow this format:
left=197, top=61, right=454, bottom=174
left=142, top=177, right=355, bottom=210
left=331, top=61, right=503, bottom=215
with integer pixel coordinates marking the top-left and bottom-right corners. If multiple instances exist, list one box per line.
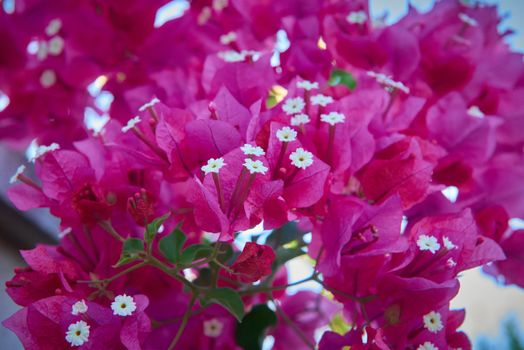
left=367, top=71, right=410, bottom=94
left=201, top=157, right=226, bottom=175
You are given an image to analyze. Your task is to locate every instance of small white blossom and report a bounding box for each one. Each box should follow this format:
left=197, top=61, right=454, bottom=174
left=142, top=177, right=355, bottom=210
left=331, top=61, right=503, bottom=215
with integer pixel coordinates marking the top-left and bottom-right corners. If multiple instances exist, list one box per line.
left=48, top=36, right=65, bottom=55
left=443, top=236, right=457, bottom=250
left=458, top=13, right=478, bottom=27
left=121, top=116, right=141, bottom=133
left=9, top=165, right=26, bottom=184
left=65, top=320, right=90, bottom=347
left=220, top=31, right=237, bottom=45
left=417, top=341, right=439, bottom=350
left=218, top=50, right=245, bottom=62
left=241, top=144, right=265, bottom=156
left=289, top=148, right=314, bottom=169
left=447, top=258, right=457, bottom=268
left=36, top=41, right=48, bottom=61
left=111, top=294, right=137, bottom=316
left=71, top=300, right=88, bottom=315
left=467, top=106, right=484, bottom=118
left=198, top=6, right=212, bottom=25
left=183, top=268, right=198, bottom=282
left=40, top=69, right=57, bottom=88
left=346, top=10, right=368, bottom=24
left=204, top=318, right=224, bottom=337
left=423, top=311, right=444, bottom=333
left=320, top=112, right=345, bottom=126
left=243, top=158, right=268, bottom=175
left=291, top=113, right=310, bottom=126
left=367, top=71, right=410, bottom=94
left=45, top=18, right=62, bottom=36
left=138, top=97, right=160, bottom=112
left=31, top=143, right=60, bottom=162
left=416, top=235, right=441, bottom=254
left=282, top=97, right=305, bottom=115
left=213, top=0, right=228, bottom=12
left=310, top=94, right=334, bottom=107
left=296, top=80, right=319, bottom=91
left=201, top=157, right=226, bottom=175
left=276, top=126, right=297, bottom=142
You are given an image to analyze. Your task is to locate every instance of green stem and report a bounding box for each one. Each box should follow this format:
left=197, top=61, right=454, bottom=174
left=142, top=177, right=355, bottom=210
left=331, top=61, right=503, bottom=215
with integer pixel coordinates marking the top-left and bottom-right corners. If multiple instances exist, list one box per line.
left=167, top=294, right=197, bottom=350
left=98, top=221, right=125, bottom=242
left=271, top=297, right=315, bottom=350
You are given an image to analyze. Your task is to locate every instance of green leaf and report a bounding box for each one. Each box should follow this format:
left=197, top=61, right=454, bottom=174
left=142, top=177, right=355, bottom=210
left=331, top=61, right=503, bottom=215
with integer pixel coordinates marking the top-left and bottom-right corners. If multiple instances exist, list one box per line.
left=214, top=243, right=234, bottom=264
left=274, top=247, right=305, bottom=267
left=203, top=288, right=245, bottom=322
left=193, top=268, right=212, bottom=287
left=179, top=244, right=213, bottom=266
left=235, top=304, right=277, bottom=350
left=328, top=69, right=357, bottom=91
left=266, top=222, right=307, bottom=249
left=159, top=227, right=186, bottom=263
left=145, top=213, right=170, bottom=245
left=115, top=238, right=144, bottom=267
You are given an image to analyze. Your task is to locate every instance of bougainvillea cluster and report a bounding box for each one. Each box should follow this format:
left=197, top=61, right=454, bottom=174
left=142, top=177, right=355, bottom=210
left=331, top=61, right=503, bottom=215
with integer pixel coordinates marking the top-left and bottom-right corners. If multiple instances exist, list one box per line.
left=2, top=0, right=524, bottom=349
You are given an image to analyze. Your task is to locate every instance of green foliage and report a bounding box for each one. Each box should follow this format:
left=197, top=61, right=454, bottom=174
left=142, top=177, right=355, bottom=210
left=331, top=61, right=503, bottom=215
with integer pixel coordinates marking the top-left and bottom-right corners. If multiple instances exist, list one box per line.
left=236, top=304, right=277, bottom=350
left=202, top=288, right=245, bottom=322
left=145, top=213, right=170, bottom=245
left=328, top=69, right=357, bottom=90
left=115, top=238, right=144, bottom=267
left=159, top=226, right=186, bottom=263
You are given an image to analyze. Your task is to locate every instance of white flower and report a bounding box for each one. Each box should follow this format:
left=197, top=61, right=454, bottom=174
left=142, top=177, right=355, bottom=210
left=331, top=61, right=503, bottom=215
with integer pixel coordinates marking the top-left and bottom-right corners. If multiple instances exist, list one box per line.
left=423, top=311, right=444, bottom=333
left=291, top=113, right=310, bottom=126
left=48, top=36, right=65, bottom=55
left=201, top=157, right=226, bottom=175
left=31, top=143, right=60, bottom=162
left=416, top=235, right=441, bottom=254
left=198, top=6, right=212, bottom=25
left=218, top=50, right=245, bottom=62
left=289, top=148, right=314, bottom=169
left=320, top=112, right=345, bottom=126
left=138, top=97, right=160, bottom=112
left=213, top=0, right=228, bottom=12
left=282, top=97, right=305, bottom=115
left=45, top=18, right=62, bottom=36
left=296, top=80, right=319, bottom=91
left=40, top=69, right=56, bottom=88
left=36, top=41, right=48, bottom=61
left=467, top=106, right=484, bottom=118
left=220, top=31, right=237, bottom=45
left=121, top=116, right=141, bottom=133
left=71, top=300, right=88, bottom=315
left=111, top=294, right=137, bottom=316
left=446, top=258, right=457, bottom=268
left=9, top=165, right=26, bottom=184
left=346, top=10, right=368, bottom=24
left=310, top=94, right=334, bottom=107
left=241, top=144, right=265, bottom=156
left=276, top=126, right=297, bottom=142
left=458, top=13, right=478, bottom=27
left=367, top=71, right=410, bottom=94
left=417, top=341, right=439, bottom=350
left=203, top=318, right=224, bottom=337
left=243, top=158, right=268, bottom=175
left=443, top=236, right=457, bottom=250
left=65, top=320, right=90, bottom=347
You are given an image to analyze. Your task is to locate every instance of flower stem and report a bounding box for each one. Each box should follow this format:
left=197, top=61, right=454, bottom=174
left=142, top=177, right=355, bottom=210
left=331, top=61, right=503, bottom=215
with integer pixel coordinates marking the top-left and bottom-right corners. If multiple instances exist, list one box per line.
left=167, top=294, right=197, bottom=350
left=327, top=124, right=335, bottom=166
left=272, top=142, right=288, bottom=179
left=98, top=221, right=125, bottom=242
left=212, top=173, right=226, bottom=213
